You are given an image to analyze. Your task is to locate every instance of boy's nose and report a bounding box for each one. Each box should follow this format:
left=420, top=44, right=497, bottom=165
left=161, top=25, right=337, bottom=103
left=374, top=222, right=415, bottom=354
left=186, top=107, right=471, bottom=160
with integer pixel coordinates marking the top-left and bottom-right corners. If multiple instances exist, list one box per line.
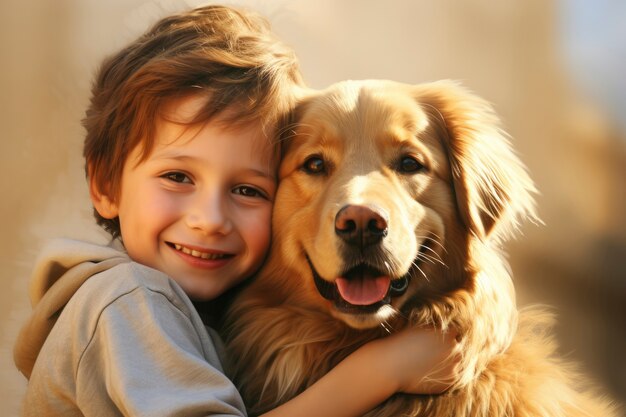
left=186, top=192, right=233, bottom=235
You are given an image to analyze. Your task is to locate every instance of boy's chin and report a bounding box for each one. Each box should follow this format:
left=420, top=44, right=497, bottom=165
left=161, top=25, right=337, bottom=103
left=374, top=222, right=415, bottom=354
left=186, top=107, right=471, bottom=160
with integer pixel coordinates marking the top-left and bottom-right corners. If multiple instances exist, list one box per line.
left=179, top=281, right=223, bottom=302
left=176, top=275, right=245, bottom=303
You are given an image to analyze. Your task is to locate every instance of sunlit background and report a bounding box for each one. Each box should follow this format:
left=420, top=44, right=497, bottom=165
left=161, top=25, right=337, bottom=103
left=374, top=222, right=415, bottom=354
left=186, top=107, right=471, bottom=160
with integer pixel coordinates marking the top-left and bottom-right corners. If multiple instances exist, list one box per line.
left=1, top=1, right=624, bottom=414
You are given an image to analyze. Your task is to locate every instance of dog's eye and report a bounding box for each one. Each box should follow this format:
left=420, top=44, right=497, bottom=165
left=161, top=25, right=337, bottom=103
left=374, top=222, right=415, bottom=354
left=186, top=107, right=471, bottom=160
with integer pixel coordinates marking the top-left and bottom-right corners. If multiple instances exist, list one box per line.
left=302, top=156, right=326, bottom=175
left=398, top=156, right=426, bottom=174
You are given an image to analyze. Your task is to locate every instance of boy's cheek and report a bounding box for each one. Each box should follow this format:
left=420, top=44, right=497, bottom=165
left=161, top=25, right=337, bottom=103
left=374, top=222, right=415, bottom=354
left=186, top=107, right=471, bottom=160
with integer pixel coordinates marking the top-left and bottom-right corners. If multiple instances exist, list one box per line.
left=247, top=208, right=272, bottom=250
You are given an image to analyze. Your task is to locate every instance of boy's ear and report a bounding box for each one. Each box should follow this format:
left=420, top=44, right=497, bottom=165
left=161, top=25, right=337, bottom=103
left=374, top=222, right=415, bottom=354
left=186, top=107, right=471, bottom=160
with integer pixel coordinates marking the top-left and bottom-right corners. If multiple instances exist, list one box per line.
left=89, top=178, right=119, bottom=219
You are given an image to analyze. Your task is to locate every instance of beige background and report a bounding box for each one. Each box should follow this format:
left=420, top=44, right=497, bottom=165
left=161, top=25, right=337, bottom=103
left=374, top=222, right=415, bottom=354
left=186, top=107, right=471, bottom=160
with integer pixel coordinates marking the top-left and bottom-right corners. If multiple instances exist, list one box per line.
left=1, top=0, right=625, bottom=415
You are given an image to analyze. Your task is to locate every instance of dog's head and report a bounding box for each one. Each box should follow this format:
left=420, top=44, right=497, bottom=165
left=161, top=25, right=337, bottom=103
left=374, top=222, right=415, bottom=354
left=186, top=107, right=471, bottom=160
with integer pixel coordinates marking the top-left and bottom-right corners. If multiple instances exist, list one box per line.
left=271, top=80, right=537, bottom=329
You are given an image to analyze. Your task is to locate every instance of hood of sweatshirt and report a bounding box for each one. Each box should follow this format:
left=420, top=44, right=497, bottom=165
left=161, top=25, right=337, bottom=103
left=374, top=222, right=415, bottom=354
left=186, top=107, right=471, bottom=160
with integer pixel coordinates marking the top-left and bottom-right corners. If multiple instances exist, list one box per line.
left=14, top=238, right=129, bottom=378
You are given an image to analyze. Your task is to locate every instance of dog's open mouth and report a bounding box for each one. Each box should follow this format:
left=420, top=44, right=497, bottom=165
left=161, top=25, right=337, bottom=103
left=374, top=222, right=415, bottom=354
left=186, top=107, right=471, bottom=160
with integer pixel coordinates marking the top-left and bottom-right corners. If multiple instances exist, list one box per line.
left=308, top=258, right=411, bottom=313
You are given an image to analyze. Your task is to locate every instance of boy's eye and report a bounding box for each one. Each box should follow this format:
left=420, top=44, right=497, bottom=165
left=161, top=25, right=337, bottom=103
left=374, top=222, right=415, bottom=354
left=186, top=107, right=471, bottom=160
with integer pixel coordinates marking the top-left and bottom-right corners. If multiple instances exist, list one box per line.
left=233, top=185, right=266, bottom=199
left=162, top=172, right=192, bottom=183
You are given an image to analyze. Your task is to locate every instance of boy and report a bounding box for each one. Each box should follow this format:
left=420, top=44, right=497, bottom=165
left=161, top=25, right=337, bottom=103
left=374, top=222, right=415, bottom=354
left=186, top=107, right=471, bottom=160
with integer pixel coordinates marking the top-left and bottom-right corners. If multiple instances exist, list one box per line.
left=14, top=5, right=459, bottom=416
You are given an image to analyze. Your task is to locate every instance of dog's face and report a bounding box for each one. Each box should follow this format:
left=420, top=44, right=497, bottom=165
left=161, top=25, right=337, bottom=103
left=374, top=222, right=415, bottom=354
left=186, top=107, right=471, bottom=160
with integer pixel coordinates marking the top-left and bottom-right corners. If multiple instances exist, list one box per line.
left=272, top=80, right=536, bottom=329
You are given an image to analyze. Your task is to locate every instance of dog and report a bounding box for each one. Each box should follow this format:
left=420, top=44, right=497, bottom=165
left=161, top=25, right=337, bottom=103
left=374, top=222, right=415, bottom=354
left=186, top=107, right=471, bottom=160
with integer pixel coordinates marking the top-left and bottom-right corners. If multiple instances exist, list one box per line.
left=223, top=80, right=619, bottom=416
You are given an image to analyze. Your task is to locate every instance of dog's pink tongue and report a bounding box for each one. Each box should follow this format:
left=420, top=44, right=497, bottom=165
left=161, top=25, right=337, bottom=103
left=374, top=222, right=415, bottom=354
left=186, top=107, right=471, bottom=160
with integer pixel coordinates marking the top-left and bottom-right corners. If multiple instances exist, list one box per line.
left=335, top=275, right=391, bottom=305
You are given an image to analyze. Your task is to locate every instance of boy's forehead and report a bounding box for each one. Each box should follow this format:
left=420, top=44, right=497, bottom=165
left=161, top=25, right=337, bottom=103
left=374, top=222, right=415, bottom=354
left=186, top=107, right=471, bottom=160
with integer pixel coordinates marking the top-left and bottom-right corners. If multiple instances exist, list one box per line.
left=159, top=93, right=276, bottom=137
left=148, top=94, right=279, bottom=166
left=161, top=93, right=209, bottom=123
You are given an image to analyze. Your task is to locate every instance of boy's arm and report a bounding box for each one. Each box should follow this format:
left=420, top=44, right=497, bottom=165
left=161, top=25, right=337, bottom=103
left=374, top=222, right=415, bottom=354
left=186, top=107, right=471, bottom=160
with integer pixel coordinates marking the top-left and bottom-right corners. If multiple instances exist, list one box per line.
left=262, top=327, right=460, bottom=417
left=63, top=267, right=455, bottom=417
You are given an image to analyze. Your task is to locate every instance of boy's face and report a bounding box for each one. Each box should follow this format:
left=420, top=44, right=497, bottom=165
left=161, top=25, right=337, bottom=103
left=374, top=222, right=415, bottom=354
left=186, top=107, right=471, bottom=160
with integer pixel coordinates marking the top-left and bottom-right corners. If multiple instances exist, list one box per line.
left=95, top=95, right=277, bottom=300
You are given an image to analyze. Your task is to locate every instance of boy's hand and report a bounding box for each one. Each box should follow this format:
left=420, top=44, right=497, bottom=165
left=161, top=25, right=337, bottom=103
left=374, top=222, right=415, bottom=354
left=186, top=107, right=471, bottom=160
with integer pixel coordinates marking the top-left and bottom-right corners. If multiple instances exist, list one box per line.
left=376, top=326, right=461, bottom=395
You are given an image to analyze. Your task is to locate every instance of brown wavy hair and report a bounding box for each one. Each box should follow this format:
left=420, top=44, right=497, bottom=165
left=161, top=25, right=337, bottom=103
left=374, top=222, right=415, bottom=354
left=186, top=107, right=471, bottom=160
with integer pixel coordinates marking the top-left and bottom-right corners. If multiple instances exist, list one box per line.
left=83, top=5, right=303, bottom=237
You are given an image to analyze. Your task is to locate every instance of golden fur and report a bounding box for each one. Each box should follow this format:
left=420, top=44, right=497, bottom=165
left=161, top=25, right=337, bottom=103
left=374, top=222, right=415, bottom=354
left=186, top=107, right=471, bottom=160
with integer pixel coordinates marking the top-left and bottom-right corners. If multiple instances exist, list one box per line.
left=224, top=80, right=619, bottom=416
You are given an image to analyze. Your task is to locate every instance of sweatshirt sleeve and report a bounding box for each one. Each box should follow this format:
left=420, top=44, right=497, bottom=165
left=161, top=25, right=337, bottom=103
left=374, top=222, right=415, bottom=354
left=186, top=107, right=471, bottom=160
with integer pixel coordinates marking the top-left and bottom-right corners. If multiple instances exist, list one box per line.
left=75, top=285, right=248, bottom=417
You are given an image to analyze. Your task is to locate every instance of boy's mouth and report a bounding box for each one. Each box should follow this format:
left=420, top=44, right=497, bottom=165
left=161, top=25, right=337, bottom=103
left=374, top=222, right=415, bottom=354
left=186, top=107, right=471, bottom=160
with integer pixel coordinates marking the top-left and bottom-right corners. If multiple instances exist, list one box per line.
left=167, top=242, right=231, bottom=260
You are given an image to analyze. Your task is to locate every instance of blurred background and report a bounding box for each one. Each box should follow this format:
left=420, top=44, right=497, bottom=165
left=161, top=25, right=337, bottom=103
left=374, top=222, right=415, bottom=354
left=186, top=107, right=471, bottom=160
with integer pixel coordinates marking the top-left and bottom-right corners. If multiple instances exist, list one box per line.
left=1, top=0, right=624, bottom=414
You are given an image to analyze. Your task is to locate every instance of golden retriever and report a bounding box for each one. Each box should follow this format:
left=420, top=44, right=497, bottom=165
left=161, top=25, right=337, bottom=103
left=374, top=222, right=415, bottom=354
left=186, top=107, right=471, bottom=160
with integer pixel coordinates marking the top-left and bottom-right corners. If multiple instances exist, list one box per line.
left=223, top=80, right=619, bottom=416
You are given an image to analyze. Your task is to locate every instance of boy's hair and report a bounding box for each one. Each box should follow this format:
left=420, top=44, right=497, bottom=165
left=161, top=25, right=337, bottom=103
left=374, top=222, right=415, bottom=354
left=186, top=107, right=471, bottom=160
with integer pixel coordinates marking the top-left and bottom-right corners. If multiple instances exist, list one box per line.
left=83, top=5, right=303, bottom=238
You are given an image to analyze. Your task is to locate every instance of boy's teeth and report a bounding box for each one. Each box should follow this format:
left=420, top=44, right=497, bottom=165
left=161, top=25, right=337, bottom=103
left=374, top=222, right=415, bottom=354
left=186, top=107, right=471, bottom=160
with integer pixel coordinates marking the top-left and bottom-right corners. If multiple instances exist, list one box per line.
left=173, top=244, right=225, bottom=260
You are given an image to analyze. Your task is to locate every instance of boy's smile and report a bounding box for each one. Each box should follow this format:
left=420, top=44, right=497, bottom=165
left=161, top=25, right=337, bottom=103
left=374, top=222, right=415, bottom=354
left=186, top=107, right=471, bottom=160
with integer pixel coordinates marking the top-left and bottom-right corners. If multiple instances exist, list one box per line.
left=93, top=95, right=277, bottom=300
left=171, top=243, right=231, bottom=260
left=169, top=242, right=233, bottom=264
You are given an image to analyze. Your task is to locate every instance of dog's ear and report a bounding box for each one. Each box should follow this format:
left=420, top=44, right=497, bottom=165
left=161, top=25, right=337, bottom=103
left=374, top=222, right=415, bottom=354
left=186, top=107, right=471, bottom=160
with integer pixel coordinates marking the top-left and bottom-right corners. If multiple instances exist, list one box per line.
left=415, top=80, right=539, bottom=241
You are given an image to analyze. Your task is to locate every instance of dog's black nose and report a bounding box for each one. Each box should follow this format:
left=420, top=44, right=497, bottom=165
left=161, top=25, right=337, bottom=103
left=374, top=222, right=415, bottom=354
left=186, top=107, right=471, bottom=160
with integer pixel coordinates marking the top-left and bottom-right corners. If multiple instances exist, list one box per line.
left=335, top=205, right=388, bottom=248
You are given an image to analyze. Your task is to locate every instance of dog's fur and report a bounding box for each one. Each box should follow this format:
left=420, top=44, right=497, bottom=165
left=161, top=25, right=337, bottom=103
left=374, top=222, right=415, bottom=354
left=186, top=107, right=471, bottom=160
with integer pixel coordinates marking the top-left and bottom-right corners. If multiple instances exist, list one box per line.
left=223, top=80, right=619, bottom=416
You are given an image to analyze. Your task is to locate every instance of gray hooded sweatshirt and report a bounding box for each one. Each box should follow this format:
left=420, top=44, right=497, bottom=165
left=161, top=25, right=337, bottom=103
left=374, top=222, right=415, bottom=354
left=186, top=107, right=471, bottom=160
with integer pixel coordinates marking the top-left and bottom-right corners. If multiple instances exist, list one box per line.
left=13, top=238, right=247, bottom=416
